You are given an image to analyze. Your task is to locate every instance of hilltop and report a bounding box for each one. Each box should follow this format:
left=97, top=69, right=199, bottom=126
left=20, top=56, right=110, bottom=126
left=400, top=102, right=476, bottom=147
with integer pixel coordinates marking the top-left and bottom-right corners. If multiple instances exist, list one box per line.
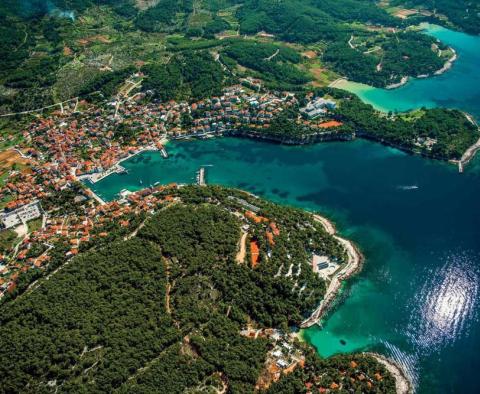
left=384, top=0, right=480, bottom=35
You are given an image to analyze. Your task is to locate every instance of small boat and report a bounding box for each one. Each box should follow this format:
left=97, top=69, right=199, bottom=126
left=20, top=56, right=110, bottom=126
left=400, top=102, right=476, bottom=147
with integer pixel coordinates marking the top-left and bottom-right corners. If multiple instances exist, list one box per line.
left=397, top=185, right=419, bottom=190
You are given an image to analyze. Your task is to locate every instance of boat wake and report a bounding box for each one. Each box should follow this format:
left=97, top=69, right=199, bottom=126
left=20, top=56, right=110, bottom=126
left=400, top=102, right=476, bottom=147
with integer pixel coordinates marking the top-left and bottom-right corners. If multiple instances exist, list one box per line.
left=381, top=340, right=419, bottom=389
left=397, top=185, right=419, bottom=190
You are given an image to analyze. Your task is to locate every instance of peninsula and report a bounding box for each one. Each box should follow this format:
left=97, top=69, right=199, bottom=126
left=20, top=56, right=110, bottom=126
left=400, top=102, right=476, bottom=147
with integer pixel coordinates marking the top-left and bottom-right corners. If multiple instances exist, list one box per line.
left=0, top=185, right=406, bottom=393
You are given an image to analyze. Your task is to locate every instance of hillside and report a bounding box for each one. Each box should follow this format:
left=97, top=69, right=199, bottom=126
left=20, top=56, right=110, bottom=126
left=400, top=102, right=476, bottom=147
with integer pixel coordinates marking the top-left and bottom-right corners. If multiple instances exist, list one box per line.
left=0, top=185, right=396, bottom=393
left=389, top=0, right=480, bottom=34
left=0, top=0, right=452, bottom=118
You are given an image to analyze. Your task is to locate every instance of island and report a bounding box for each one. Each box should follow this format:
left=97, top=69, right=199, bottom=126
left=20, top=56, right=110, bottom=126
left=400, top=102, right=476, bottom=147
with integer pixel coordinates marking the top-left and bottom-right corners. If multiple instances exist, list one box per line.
left=0, top=1, right=478, bottom=392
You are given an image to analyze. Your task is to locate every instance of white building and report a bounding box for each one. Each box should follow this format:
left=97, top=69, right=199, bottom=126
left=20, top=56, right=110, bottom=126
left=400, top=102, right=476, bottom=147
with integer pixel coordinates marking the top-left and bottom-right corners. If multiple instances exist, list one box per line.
left=1, top=201, right=43, bottom=229
left=300, top=97, right=337, bottom=119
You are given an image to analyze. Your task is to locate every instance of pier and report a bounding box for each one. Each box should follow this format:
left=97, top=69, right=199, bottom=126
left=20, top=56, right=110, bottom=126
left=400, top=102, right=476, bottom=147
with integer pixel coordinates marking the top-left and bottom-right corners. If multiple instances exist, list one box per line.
left=156, top=142, right=169, bottom=158
left=160, top=147, right=169, bottom=158
left=196, top=167, right=206, bottom=186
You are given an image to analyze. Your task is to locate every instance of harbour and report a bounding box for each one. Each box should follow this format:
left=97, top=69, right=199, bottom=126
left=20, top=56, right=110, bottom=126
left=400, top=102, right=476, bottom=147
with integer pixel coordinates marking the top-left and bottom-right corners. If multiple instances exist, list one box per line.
left=82, top=23, right=480, bottom=394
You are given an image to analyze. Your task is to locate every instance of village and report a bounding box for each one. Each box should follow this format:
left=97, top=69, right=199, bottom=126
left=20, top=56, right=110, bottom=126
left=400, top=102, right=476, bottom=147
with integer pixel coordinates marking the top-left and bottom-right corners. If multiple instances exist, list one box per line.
left=0, top=84, right=342, bottom=298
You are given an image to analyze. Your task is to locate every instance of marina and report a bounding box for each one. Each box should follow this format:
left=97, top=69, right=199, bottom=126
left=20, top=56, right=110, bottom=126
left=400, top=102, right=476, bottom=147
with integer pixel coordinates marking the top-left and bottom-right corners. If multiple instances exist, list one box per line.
left=77, top=145, right=160, bottom=184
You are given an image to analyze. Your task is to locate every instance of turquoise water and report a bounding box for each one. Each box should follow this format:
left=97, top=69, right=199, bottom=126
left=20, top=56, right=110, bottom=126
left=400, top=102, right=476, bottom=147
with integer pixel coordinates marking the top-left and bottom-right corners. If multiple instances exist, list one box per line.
left=91, top=138, right=480, bottom=393
left=338, top=25, right=480, bottom=118
left=89, top=24, right=480, bottom=393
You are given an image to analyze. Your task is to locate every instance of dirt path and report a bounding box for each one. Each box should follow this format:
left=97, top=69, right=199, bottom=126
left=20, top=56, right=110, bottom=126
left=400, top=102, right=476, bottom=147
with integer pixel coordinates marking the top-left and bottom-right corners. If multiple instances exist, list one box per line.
left=264, top=49, right=279, bottom=61
left=236, top=231, right=247, bottom=264
left=348, top=35, right=355, bottom=49
left=0, top=97, right=79, bottom=118
left=165, top=283, right=172, bottom=314
left=13, top=25, right=28, bottom=52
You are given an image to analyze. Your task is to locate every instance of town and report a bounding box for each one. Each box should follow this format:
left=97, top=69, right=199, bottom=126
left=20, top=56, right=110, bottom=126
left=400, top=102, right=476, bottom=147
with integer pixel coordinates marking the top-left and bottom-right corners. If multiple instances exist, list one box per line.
left=0, top=84, right=342, bottom=299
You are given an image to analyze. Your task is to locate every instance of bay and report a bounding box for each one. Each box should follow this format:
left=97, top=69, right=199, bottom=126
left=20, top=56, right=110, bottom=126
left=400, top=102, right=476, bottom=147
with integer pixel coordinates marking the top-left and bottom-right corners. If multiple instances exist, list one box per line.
left=91, top=138, right=480, bottom=393
left=89, top=23, right=480, bottom=394
left=335, top=24, right=480, bottom=119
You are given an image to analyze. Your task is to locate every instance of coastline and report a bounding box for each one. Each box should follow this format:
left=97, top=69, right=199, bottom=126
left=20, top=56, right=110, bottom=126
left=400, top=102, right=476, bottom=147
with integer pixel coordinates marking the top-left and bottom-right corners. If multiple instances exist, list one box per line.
left=455, top=114, right=480, bottom=172
left=298, top=214, right=414, bottom=394
left=300, top=213, right=363, bottom=328
left=328, top=78, right=350, bottom=89
left=79, top=138, right=168, bottom=186
left=386, top=76, right=409, bottom=90
left=455, top=135, right=480, bottom=173
left=366, top=352, right=413, bottom=394
left=434, top=48, right=457, bottom=76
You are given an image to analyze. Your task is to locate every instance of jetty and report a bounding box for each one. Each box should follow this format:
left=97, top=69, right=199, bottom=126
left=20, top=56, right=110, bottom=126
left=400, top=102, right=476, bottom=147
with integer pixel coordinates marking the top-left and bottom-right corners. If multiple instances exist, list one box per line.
left=196, top=167, right=206, bottom=186
left=156, top=142, right=169, bottom=158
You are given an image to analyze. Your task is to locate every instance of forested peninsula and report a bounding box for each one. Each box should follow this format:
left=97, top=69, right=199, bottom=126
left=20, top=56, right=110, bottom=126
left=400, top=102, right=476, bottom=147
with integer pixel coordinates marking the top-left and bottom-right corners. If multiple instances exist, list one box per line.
left=231, top=88, right=479, bottom=162
left=0, top=186, right=400, bottom=393
left=389, top=0, right=480, bottom=35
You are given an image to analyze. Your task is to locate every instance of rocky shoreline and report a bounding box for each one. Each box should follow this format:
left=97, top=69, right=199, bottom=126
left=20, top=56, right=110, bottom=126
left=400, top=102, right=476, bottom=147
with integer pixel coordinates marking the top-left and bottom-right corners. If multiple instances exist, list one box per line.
left=386, top=76, right=409, bottom=90
left=434, top=48, right=458, bottom=75
left=227, top=128, right=354, bottom=145
left=299, top=214, right=414, bottom=393
left=367, top=352, right=413, bottom=394
left=300, top=214, right=363, bottom=328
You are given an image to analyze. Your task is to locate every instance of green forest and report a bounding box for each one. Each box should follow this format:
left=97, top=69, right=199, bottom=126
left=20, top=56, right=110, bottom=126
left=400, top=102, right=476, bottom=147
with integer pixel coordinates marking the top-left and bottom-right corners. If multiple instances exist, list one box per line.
left=141, top=51, right=225, bottom=102
left=0, top=186, right=393, bottom=393
left=234, top=88, right=479, bottom=161
left=323, top=31, right=445, bottom=87
left=0, top=0, right=462, bottom=115
left=332, top=90, right=479, bottom=160
left=223, top=41, right=311, bottom=87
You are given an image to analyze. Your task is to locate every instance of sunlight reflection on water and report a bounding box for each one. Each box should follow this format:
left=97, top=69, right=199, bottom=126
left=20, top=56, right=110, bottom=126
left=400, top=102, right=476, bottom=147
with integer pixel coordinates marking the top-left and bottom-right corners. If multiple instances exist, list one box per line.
left=411, top=254, right=479, bottom=351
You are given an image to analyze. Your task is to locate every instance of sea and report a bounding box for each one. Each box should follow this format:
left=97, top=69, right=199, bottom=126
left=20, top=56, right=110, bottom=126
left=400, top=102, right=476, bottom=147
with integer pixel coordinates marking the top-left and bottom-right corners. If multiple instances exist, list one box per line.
left=90, top=25, right=480, bottom=394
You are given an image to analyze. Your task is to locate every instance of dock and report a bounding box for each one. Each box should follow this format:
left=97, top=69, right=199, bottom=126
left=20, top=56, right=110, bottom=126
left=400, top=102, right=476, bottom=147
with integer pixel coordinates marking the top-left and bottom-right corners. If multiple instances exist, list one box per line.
left=196, top=167, right=206, bottom=186
left=156, top=142, right=169, bottom=158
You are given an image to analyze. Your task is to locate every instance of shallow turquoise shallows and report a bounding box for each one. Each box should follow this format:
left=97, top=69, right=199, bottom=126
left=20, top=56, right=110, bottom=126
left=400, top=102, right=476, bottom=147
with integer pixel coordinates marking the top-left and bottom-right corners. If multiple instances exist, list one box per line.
left=337, top=25, right=480, bottom=118
left=91, top=138, right=480, bottom=393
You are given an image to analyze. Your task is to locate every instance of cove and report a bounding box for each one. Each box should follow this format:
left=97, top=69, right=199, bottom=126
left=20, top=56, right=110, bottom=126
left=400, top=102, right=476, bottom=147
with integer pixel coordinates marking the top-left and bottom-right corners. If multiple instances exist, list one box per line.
left=334, top=24, right=480, bottom=119
left=91, top=137, right=480, bottom=393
